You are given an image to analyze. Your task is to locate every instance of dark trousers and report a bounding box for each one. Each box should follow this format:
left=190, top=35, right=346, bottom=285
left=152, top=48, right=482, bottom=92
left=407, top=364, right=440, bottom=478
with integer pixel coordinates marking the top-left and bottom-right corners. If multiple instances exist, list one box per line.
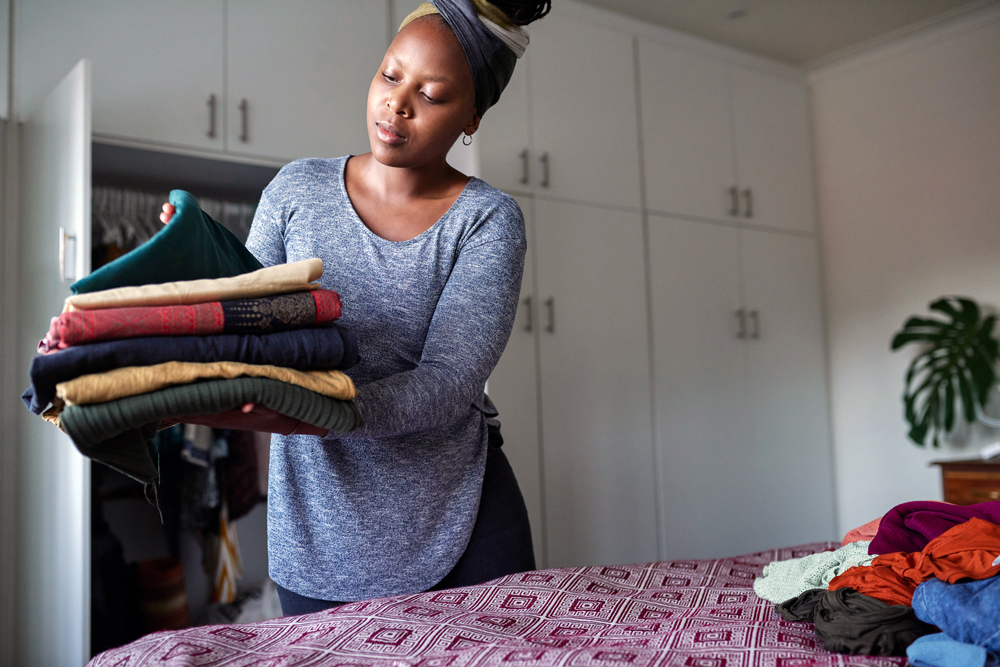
left=276, top=424, right=535, bottom=616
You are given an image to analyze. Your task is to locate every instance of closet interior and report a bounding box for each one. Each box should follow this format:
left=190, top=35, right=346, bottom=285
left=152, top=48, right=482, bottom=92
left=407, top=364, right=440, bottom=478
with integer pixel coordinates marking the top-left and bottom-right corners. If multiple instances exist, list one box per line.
left=88, top=143, right=280, bottom=653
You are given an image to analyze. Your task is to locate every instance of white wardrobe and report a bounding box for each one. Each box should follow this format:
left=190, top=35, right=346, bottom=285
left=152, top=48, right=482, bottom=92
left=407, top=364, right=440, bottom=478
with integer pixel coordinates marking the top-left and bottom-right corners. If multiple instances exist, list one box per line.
left=484, top=3, right=836, bottom=570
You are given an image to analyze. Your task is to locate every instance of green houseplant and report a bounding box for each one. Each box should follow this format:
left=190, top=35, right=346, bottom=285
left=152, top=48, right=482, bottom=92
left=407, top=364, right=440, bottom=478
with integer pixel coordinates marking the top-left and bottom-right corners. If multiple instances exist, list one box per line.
left=891, top=297, right=1000, bottom=447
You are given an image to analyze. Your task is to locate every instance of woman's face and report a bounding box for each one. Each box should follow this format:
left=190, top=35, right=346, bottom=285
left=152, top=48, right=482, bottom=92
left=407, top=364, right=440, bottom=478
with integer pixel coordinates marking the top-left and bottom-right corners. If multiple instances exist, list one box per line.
left=366, top=17, right=480, bottom=169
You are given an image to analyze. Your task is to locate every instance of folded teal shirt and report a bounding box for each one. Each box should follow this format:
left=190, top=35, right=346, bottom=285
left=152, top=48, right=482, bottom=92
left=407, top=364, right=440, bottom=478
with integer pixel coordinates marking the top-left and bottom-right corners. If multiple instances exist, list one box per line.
left=70, top=189, right=263, bottom=295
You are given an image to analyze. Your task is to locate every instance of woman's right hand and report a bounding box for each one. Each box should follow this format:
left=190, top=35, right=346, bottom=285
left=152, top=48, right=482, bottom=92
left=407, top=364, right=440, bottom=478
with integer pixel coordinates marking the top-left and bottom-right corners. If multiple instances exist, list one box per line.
left=159, top=202, right=175, bottom=224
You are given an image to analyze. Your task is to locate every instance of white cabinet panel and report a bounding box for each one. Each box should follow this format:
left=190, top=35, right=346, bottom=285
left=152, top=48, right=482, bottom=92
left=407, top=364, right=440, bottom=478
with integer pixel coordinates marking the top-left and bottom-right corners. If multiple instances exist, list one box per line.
left=534, top=199, right=656, bottom=567
left=17, top=1, right=224, bottom=150
left=486, top=197, right=545, bottom=566
left=731, top=67, right=816, bottom=233
left=647, top=215, right=752, bottom=560
left=638, top=41, right=735, bottom=221
left=18, top=60, right=92, bottom=666
left=478, top=56, right=532, bottom=196
left=739, top=230, right=836, bottom=545
left=227, top=0, right=384, bottom=161
left=528, top=15, right=642, bottom=209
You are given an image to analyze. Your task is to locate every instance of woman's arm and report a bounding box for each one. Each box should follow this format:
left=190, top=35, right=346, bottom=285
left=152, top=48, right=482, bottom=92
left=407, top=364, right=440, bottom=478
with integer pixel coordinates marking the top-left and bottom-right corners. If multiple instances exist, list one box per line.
left=349, top=234, right=525, bottom=438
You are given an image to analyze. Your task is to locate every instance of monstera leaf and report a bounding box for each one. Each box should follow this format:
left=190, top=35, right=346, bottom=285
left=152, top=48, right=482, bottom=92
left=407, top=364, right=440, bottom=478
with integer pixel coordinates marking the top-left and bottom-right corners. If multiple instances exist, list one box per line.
left=891, top=297, right=999, bottom=447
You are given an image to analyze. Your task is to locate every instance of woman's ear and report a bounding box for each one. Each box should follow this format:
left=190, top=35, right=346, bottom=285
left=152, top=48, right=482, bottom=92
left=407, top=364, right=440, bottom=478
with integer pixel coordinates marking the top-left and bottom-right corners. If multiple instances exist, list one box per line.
left=464, top=111, right=482, bottom=137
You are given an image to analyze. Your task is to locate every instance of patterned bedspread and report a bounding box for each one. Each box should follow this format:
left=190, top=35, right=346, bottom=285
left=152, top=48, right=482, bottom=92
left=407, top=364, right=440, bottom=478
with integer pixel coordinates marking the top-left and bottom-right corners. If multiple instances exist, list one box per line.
left=90, top=543, right=908, bottom=667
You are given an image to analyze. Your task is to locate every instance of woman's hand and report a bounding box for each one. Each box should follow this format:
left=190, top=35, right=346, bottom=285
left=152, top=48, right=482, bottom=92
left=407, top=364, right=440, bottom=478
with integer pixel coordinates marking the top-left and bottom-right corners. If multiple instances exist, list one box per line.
left=159, top=202, right=175, bottom=225
left=166, top=402, right=329, bottom=436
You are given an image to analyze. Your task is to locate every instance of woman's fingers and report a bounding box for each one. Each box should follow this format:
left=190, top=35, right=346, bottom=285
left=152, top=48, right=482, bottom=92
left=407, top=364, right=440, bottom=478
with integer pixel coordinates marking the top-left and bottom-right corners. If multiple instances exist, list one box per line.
left=159, top=202, right=176, bottom=224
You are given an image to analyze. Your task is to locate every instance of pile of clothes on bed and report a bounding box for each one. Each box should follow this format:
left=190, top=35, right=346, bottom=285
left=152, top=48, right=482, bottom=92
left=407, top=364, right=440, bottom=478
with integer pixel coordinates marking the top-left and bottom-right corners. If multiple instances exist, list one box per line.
left=754, top=499, right=1000, bottom=665
left=21, top=189, right=363, bottom=486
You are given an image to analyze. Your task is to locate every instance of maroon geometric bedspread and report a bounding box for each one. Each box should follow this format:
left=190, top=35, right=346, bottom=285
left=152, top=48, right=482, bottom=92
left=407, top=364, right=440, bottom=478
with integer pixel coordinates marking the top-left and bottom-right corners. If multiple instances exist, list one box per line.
left=89, top=543, right=908, bottom=667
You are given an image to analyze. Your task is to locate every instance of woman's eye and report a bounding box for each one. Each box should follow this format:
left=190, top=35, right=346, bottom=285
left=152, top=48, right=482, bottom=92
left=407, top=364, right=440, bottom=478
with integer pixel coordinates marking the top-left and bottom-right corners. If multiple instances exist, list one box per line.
left=422, top=93, right=440, bottom=104
left=382, top=72, right=397, bottom=83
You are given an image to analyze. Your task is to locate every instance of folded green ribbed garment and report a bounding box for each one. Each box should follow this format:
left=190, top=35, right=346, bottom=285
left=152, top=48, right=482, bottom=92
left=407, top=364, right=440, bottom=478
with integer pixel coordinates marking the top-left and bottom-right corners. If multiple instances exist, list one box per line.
left=70, top=190, right=263, bottom=295
left=61, top=377, right=362, bottom=483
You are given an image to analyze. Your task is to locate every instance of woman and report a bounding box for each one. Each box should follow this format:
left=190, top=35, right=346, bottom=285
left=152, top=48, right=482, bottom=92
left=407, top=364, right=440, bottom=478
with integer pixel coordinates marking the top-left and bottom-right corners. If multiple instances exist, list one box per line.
left=161, top=0, right=550, bottom=615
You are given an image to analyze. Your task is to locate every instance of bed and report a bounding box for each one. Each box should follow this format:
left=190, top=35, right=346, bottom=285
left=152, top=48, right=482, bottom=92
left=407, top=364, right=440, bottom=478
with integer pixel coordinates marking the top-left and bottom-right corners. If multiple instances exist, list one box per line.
left=88, top=542, right=907, bottom=667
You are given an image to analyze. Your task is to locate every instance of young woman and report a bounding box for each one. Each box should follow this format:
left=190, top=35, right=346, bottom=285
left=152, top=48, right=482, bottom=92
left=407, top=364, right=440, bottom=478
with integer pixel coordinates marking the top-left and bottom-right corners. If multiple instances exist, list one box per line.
left=161, top=0, right=550, bottom=615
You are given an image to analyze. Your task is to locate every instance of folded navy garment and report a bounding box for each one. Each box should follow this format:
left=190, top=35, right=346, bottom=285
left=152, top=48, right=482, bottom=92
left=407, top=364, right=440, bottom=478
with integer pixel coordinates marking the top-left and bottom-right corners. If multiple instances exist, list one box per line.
left=22, top=325, right=359, bottom=414
left=70, top=190, right=263, bottom=295
left=913, top=577, right=1000, bottom=650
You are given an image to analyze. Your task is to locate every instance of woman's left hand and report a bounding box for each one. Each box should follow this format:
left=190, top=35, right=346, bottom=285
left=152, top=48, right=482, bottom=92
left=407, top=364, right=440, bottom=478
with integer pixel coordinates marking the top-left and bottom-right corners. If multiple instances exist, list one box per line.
left=168, top=402, right=329, bottom=436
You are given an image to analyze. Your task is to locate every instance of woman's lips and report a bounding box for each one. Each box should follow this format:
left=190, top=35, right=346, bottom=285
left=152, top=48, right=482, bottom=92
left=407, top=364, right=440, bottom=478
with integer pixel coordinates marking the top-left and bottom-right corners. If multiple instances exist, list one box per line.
left=375, top=121, right=407, bottom=145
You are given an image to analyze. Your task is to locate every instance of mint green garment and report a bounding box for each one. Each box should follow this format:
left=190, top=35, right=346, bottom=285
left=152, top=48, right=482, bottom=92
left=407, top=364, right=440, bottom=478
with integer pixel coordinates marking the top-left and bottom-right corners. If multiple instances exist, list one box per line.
left=753, top=540, right=875, bottom=604
left=70, top=190, right=263, bottom=295
left=61, top=377, right=362, bottom=483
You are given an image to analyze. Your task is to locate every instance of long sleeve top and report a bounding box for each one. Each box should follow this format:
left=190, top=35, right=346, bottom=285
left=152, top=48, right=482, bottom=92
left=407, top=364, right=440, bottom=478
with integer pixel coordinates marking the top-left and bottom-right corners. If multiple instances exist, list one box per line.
left=246, top=157, right=526, bottom=600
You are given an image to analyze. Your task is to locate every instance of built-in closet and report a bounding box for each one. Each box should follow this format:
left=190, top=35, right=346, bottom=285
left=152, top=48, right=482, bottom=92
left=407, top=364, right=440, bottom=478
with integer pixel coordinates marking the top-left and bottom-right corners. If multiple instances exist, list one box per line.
left=483, top=3, right=836, bottom=570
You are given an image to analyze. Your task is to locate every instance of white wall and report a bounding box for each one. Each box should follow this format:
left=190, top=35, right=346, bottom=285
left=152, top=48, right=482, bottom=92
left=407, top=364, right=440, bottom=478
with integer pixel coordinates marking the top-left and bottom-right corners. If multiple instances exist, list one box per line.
left=810, top=5, right=1000, bottom=535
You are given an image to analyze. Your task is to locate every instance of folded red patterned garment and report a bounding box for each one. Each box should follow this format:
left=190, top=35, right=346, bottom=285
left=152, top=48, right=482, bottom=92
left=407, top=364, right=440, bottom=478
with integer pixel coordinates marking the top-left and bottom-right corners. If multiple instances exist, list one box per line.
left=39, top=289, right=342, bottom=352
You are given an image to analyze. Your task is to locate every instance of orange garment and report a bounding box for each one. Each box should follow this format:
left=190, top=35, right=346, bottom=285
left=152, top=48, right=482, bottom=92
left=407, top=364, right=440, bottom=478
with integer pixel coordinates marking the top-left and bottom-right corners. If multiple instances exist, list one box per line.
left=828, top=517, right=1000, bottom=605
left=842, top=516, right=882, bottom=546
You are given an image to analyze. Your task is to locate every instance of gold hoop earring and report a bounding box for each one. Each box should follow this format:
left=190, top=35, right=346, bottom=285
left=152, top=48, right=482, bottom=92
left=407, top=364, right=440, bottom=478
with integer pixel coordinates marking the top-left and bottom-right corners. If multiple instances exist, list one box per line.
left=462, top=134, right=473, bottom=146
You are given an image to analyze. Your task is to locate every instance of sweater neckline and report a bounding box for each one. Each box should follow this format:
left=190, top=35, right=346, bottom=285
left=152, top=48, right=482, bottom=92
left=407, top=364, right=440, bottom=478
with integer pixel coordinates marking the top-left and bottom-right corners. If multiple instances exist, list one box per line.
left=339, top=156, right=477, bottom=246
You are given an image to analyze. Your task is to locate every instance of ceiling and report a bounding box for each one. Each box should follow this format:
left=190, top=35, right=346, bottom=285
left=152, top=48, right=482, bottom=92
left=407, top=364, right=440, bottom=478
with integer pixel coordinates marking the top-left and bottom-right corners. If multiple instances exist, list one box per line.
left=574, top=0, right=986, bottom=65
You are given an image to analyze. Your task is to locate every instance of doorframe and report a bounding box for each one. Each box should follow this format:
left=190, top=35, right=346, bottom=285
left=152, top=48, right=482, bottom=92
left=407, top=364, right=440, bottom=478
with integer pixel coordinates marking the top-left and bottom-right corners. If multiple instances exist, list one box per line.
left=0, top=0, right=18, bottom=661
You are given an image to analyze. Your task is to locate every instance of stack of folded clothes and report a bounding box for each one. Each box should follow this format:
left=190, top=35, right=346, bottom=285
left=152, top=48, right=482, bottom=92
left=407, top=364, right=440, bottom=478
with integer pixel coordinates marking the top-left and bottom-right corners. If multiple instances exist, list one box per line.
left=753, top=499, right=1000, bottom=663
left=21, top=189, right=363, bottom=487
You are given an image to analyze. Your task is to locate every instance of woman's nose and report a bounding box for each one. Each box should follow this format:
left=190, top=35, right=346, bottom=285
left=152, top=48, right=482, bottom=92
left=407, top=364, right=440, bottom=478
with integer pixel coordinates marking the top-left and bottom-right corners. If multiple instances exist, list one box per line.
left=386, top=89, right=410, bottom=117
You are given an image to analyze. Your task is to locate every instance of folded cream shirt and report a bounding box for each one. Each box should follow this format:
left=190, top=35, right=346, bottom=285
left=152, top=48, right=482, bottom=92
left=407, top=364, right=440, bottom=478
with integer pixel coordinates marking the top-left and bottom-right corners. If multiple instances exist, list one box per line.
left=63, top=258, right=323, bottom=312
left=56, top=360, right=357, bottom=407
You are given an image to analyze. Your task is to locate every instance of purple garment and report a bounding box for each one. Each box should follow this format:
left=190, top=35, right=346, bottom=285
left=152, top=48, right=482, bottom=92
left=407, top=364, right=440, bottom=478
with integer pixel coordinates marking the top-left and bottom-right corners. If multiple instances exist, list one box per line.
left=869, top=501, right=1000, bottom=555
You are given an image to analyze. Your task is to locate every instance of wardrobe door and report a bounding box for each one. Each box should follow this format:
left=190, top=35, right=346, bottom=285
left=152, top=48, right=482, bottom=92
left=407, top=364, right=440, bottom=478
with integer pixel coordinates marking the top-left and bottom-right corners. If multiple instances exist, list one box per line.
left=486, top=197, right=545, bottom=566
left=647, top=215, right=754, bottom=560
left=528, top=14, right=642, bottom=209
left=638, top=40, right=736, bottom=222
left=740, top=229, right=836, bottom=548
left=18, top=60, right=93, bottom=665
left=477, top=54, right=533, bottom=196
left=17, top=0, right=224, bottom=151
left=731, top=66, right=817, bottom=233
left=226, top=0, right=386, bottom=161
left=534, top=199, right=656, bottom=568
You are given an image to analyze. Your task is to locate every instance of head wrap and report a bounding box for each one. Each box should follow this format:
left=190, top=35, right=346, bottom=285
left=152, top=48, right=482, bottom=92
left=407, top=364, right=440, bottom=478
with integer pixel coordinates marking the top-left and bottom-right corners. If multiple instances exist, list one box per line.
left=398, top=0, right=529, bottom=115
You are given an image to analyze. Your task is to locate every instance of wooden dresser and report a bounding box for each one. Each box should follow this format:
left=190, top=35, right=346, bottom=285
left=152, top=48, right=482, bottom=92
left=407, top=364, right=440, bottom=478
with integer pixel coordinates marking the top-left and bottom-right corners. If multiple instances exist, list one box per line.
left=932, top=459, right=1000, bottom=505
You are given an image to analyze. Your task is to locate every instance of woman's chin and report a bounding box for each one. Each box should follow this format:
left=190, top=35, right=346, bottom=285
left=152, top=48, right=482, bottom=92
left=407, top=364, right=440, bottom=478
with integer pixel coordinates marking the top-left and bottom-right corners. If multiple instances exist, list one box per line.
left=370, top=145, right=419, bottom=169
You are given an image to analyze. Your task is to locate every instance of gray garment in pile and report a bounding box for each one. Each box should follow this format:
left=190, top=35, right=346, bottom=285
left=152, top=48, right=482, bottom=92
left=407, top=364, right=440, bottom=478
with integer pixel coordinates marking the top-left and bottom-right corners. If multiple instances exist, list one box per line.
left=753, top=540, right=875, bottom=604
left=246, top=157, right=526, bottom=601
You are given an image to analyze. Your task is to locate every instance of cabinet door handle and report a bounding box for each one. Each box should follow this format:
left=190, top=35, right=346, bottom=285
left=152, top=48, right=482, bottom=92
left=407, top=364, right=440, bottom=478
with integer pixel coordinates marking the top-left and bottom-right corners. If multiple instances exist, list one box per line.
left=736, top=309, right=746, bottom=339
left=749, top=309, right=760, bottom=339
left=539, top=152, right=550, bottom=188
left=970, top=490, right=1000, bottom=500
left=544, top=297, right=555, bottom=333
left=239, top=98, right=249, bottom=143
left=206, top=94, right=217, bottom=139
left=743, top=188, right=754, bottom=219
left=519, top=149, right=530, bottom=185
left=728, top=186, right=739, bottom=217
left=58, top=227, right=77, bottom=282
left=523, top=296, right=533, bottom=332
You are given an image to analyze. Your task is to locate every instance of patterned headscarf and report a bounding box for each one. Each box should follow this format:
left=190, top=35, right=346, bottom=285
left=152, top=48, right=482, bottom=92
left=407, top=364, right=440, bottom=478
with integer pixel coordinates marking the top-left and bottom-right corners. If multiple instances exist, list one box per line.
left=399, top=0, right=530, bottom=115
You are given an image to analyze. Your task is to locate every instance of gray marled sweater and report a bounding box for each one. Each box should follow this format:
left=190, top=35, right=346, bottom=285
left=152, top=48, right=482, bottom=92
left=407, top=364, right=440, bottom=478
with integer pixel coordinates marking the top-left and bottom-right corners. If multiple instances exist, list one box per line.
left=246, top=157, right=525, bottom=600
